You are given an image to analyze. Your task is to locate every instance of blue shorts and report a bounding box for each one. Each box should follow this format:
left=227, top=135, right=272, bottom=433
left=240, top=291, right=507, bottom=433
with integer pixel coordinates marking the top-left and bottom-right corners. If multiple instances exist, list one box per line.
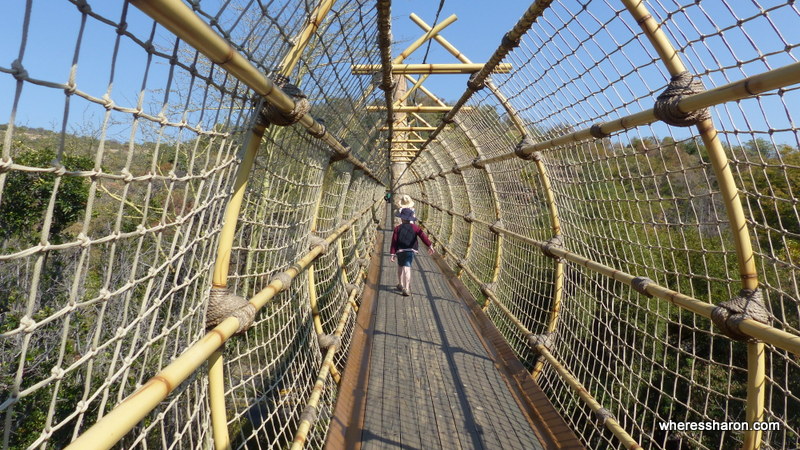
left=396, top=251, right=415, bottom=267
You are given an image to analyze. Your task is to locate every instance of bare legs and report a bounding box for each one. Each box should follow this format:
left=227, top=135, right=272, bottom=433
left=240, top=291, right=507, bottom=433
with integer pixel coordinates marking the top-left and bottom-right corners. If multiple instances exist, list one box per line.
left=396, top=264, right=412, bottom=294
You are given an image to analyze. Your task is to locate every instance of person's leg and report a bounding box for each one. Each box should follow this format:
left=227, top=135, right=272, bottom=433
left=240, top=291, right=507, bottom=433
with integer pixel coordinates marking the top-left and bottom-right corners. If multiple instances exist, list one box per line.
left=401, top=266, right=411, bottom=291
left=396, top=263, right=403, bottom=290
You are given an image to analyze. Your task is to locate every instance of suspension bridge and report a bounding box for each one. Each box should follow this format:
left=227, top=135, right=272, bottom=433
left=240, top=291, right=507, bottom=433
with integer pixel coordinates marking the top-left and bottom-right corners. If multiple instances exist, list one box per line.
left=1, top=0, right=800, bottom=449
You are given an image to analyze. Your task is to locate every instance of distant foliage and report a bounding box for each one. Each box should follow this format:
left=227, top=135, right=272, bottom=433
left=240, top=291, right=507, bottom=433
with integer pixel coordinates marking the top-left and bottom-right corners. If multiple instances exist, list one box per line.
left=0, top=143, right=92, bottom=243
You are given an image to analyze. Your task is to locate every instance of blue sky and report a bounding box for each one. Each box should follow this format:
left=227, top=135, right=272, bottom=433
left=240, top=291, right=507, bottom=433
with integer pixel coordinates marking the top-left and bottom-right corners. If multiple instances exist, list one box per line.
left=1, top=0, right=799, bottom=147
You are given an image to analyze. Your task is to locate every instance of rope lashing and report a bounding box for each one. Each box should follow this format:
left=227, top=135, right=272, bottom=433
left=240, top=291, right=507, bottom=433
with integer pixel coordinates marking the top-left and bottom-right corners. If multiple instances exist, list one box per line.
left=489, top=219, right=504, bottom=234
left=309, top=234, right=329, bottom=255
left=318, top=334, right=341, bottom=349
left=631, top=276, right=654, bottom=298
left=344, top=283, right=359, bottom=296
left=594, top=408, right=615, bottom=425
left=472, top=157, right=486, bottom=170
left=259, top=75, right=311, bottom=126
left=711, top=289, right=772, bottom=341
left=653, top=71, right=711, bottom=127
left=463, top=212, right=475, bottom=223
left=541, top=234, right=565, bottom=262
left=589, top=123, right=609, bottom=139
left=330, top=143, right=350, bottom=162
left=441, top=115, right=455, bottom=124
left=299, top=404, right=319, bottom=425
left=480, top=282, right=496, bottom=296
left=467, top=73, right=486, bottom=91
left=206, top=287, right=256, bottom=334
left=452, top=164, right=462, bottom=175
left=528, top=331, right=556, bottom=351
left=273, top=272, right=293, bottom=291
left=514, top=135, right=537, bottom=160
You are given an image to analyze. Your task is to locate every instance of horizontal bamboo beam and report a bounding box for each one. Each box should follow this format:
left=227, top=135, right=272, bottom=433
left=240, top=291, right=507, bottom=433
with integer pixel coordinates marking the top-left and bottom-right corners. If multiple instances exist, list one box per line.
left=352, top=63, right=512, bottom=74
left=128, top=0, right=383, bottom=185
left=415, top=198, right=800, bottom=356
left=407, top=60, right=800, bottom=178
left=427, top=235, right=642, bottom=449
left=290, top=283, right=359, bottom=449
left=66, top=202, right=380, bottom=450
left=381, top=126, right=436, bottom=131
left=397, top=0, right=553, bottom=187
left=367, top=105, right=470, bottom=112
left=536, top=346, right=643, bottom=450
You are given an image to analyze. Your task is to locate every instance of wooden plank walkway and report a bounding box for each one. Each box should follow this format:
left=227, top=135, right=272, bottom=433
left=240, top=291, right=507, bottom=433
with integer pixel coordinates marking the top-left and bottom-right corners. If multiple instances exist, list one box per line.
left=359, top=223, right=546, bottom=450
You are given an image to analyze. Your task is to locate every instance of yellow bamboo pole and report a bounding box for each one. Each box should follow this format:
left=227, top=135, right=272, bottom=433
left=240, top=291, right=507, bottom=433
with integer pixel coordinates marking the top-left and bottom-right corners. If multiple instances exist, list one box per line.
left=290, top=284, right=357, bottom=449
left=415, top=198, right=800, bottom=356
left=620, top=2, right=763, bottom=446
left=395, top=73, right=430, bottom=105
left=430, top=237, right=641, bottom=449
left=536, top=346, right=643, bottom=450
left=399, top=60, right=800, bottom=183
left=393, top=15, right=458, bottom=64
left=352, top=63, right=512, bottom=74
left=206, top=0, right=341, bottom=442
left=208, top=349, right=230, bottom=450
left=65, top=203, right=377, bottom=450
left=278, top=0, right=338, bottom=74
left=128, top=0, right=382, bottom=184
left=409, top=13, right=529, bottom=134
left=367, top=105, right=468, bottom=113
left=381, top=126, right=436, bottom=131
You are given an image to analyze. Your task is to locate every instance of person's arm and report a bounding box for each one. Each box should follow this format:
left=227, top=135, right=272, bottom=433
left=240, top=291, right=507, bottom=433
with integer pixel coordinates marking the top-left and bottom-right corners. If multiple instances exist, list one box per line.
left=390, top=226, right=398, bottom=260
left=414, top=224, right=435, bottom=254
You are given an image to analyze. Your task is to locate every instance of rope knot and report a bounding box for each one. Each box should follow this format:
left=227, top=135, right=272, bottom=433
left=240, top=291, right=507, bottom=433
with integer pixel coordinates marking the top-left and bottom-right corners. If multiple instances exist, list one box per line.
left=318, top=333, right=341, bottom=350
left=514, top=135, right=537, bottom=160
left=11, top=60, right=28, bottom=81
left=451, top=164, right=462, bottom=175
left=467, top=73, right=485, bottom=91
left=273, top=272, right=293, bottom=292
left=331, top=143, right=350, bottom=162
left=653, top=71, right=711, bottom=127
left=471, top=157, right=486, bottom=170
left=205, top=287, right=256, bottom=334
left=631, top=276, right=654, bottom=298
left=501, top=32, right=521, bottom=49
left=594, top=408, right=615, bottom=425
left=309, top=234, right=329, bottom=255
left=489, top=219, right=504, bottom=234
left=344, top=283, right=359, bottom=296
left=463, top=213, right=475, bottom=223
left=589, top=123, right=609, bottom=139
left=711, top=289, right=771, bottom=341
left=259, top=76, right=310, bottom=126
left=480, top=282, right=496, bottom=296
left=541, top=234, right=565, bottom=262
left=528, top=331, right=556, bottom=351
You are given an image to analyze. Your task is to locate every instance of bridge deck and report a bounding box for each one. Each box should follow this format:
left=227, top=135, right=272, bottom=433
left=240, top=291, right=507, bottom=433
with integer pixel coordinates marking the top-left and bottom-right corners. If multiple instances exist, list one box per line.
left=327, top=216, right=582, bottom=449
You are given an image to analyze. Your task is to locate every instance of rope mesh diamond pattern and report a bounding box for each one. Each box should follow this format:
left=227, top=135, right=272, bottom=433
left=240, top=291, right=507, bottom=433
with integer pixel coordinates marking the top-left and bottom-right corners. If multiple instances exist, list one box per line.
left=2, top=0, right=800, bottom=449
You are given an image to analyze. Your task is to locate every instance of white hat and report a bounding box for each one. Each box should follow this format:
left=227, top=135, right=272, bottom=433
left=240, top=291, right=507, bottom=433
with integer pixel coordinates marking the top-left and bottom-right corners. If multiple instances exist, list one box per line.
left=396, top=194, right=414, bottom=209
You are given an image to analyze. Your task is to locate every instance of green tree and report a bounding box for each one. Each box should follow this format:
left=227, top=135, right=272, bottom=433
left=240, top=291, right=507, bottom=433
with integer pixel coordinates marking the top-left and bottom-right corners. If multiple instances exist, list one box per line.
left=0, top=144, right=92, bottom=243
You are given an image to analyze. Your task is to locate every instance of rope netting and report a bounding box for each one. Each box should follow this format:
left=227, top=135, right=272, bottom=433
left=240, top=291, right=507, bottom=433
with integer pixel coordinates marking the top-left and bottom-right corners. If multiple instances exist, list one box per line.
left=1, top=0, right=800, bottom=449
left=1, top=0, right=384, bottom=448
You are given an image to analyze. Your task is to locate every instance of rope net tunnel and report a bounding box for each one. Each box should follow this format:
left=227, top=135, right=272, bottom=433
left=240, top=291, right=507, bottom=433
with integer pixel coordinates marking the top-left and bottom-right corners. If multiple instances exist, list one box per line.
left=0, top=0, right=799, bottom=449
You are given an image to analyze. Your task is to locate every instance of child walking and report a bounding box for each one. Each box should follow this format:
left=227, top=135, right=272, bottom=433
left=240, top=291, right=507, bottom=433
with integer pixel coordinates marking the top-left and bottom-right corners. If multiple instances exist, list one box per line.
left=390, top=208, right=434, bottom=296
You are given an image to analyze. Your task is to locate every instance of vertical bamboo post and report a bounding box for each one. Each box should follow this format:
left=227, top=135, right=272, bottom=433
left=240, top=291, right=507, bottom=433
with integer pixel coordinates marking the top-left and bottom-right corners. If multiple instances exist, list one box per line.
left=205, top=0, right=340, bottom=445
left=208, top=349, right=230, bottom=450
left=620, top=1, right=763, bottom=447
